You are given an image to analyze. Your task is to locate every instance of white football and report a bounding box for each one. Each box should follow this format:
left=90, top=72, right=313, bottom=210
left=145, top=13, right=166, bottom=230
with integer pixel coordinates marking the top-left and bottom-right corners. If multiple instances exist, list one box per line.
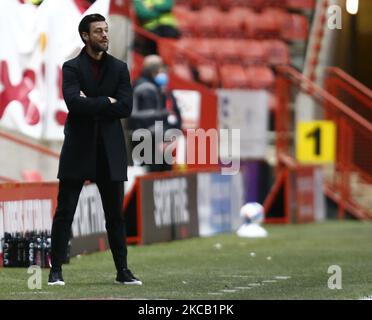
left=240, top=202, right=264, bottom=224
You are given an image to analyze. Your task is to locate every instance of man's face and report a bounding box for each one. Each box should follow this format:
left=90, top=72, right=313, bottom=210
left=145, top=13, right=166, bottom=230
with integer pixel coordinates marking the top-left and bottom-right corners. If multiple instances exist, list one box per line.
left=83, top=21, right=109, bottom=52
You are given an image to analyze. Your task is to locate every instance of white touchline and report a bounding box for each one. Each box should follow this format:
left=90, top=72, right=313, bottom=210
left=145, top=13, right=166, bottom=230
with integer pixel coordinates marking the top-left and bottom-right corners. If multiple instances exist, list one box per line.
left=274, top=276, right=291, bottom=280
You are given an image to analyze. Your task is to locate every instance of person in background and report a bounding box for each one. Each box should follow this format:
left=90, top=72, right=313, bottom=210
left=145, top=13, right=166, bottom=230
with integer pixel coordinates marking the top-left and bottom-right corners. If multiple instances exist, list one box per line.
left=129, top=54, right=182, bottom=172
left=134, top=0, right=180, bottom=55
left=26, top=0, right=43, bottom=5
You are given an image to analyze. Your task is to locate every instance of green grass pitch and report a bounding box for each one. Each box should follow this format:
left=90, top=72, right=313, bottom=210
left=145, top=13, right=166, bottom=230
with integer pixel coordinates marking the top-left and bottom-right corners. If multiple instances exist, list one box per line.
left=1, top=221, right=372, bottom=300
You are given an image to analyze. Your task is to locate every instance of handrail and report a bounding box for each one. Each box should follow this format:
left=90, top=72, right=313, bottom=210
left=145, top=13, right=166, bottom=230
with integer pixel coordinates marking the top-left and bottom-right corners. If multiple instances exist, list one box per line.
left=326, top=67, right=372, bottom=99
left=0, top=129, right=60, bottom=159
left=276, top=65, right=372, bottom=133
left=275, top=65, right=372, bottom=220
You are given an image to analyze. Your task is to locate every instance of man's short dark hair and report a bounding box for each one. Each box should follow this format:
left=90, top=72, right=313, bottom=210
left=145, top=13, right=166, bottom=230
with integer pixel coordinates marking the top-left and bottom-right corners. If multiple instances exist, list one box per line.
left=78, top=14, right=106, bottom=43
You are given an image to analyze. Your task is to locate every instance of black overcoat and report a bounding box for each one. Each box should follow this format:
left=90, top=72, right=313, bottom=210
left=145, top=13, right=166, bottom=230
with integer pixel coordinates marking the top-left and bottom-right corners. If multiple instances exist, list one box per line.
left=57, top=48, right=133, bottom=181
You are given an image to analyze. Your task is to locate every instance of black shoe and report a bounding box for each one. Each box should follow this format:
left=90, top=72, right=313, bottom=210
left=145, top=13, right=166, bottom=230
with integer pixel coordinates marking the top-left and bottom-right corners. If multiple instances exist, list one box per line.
left=115, top=269, right=142, bottom=285
left=48, top=270, right=65, bottom=286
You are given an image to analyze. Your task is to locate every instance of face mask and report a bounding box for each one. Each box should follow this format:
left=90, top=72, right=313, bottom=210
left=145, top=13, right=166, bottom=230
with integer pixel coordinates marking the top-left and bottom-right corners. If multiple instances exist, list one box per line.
left=154, top=72, right=168, bottom=87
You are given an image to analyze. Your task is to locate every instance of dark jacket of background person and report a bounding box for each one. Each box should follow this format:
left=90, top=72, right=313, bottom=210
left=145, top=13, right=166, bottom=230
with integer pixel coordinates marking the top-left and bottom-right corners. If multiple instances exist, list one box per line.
left=130, top=74, right=182, bottom=133
left=129, top=73, right=182, bottom=171
left=58, top=48, right=133, bottom=181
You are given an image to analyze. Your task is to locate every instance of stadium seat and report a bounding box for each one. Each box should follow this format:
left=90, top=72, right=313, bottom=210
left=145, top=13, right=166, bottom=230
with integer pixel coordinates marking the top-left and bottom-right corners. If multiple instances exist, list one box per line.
left=237, top=0, right=264, bottom=10
left=193, top=6, right=224, bottom=37
left=172, top=63, right=194, bottom=82
left=264, top=40, right=290, bottom=65
left=286, top=0, right=315, bottom=10
left=21, top=170, right=43, bottom=182
left=173, top=5, right=192, bottom=20
left=252, top=9, right=285, bottom=39
left=262, top=0, right=285, bottom=8
left=190, top=0, right=202, bottom=10
left=245, top=66, right=275, bottom=89
left=196, top=62, right=219, bottom=87
left=218, top=12, right=245, bottom=38
left=219, top=0, right=233, bottom=11
left=221, top=7, right=255, bottom=38
left=187, top=39, right=216, bottom=62
left=175, top=9, right=197, bottom=37
left=200, top=0, right=221, bottom=7
left=215, top=40, right=240, bottom=64
left=237, top=40, right=267, bottom=65
left=281, top=14, right=309, bottom=41
left=220, top=64, right=249, bottom=88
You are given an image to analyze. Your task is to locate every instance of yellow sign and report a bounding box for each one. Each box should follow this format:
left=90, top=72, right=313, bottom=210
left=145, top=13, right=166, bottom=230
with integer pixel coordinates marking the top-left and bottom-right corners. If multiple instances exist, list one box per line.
left=296, top=121, right=336, bottom=163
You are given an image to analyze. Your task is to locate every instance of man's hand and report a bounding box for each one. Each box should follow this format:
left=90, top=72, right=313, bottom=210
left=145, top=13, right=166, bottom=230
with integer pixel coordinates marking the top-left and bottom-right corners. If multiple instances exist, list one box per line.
left=80, top=91, right=117, bottom=104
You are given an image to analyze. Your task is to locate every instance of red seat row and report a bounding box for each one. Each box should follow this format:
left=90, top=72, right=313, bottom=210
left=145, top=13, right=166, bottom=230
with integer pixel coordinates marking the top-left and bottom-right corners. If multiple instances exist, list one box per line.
left=171, top=61, right=275, bottom=89
left=171, top=38, right=289, bottom=66
left=174, top=5, right=309, bottom=40
left=175, top=0, right=315, bottom=11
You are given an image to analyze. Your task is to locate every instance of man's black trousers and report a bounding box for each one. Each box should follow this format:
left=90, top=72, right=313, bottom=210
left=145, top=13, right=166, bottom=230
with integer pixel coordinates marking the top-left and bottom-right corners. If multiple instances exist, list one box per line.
left=51, top=143, right=127, bottom=272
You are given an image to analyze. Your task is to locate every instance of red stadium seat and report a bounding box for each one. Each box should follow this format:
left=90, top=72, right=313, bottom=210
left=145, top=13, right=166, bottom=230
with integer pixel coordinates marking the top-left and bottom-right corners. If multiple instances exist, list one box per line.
left=221, top=7, right=255, bottom=38
left=172, top=63, right=194, bottom=82
left=189, top=39, right=216, bottom=62
left=173, top=5, right=191, bottom=20
left=252, top=9, right=285, bottom=39
left=219, top=0, right=233, bottom=11
left=237, top=40, right=267, bottom=65
left=22, top=170, right=43, bottom=182
left=193, top=6, right=224, bottom=37
left=190, top=0, right=202, bottom=10
left=215, top=40, right=240, bottom=64
left=196, top=62, right=219, bottom=87
left=264, top=40, right=290, bottom=65
left=239, top=0, right=264, bottom=10
left=245, top=66, right=275, bottom=89
left=220, top=64, right=249, bottom=88
left=218, top=13, right=245, bottom=38
left=286, top=0, right=315, bottom=10
left=200, top=0, right=221, bottom=7
left=281, top=14, right=309, bottom=41
left=261, top=0, right=285, bottom=8
left=175, top=10, right=197, bottom=37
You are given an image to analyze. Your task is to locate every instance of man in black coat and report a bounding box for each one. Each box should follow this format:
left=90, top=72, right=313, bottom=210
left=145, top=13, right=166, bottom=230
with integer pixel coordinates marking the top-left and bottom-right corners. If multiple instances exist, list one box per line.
left=48, top=14, right=142, bottom=286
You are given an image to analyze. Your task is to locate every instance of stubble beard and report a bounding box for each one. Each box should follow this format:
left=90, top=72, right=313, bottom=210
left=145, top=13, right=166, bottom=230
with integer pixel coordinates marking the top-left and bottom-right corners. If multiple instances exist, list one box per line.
left=91, top=41, right=108, bottom=53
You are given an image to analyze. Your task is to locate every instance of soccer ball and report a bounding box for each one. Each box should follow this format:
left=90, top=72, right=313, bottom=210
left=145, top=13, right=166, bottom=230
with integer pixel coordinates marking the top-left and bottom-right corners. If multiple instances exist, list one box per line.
left=240, top=202, right=264, bottom=225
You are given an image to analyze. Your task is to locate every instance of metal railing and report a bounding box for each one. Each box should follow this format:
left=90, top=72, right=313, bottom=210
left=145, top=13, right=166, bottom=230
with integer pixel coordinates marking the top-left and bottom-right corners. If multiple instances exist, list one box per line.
left=275, top=65, right=372, bottom=219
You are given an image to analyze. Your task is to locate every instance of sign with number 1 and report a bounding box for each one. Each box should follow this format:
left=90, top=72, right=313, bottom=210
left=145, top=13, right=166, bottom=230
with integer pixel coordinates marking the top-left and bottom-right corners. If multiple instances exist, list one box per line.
left=296, top=121, right=336, bottom=163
